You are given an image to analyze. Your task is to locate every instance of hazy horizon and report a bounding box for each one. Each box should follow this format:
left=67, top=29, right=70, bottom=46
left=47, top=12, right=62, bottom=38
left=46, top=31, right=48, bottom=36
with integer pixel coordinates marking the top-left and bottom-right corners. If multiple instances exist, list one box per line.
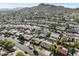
left=0, top=3, right=79, bottom=9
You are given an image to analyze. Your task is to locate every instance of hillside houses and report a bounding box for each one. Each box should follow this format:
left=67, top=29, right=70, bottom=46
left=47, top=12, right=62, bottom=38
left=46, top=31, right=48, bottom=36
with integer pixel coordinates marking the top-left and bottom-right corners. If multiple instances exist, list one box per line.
left=50, top=32, right=60, bottom=39
left=0, top=3, right=79, bottom=56
left=40, top=40, right=52, bottom=50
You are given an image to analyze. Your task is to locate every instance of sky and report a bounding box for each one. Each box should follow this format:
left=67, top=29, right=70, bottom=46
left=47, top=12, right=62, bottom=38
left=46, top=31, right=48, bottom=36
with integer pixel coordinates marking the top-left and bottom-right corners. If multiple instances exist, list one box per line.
left=0, top=3, right=79, bottom=9
left=53, top=3, right=79, bottom=8
left=0, top=3, right=39, bottom=9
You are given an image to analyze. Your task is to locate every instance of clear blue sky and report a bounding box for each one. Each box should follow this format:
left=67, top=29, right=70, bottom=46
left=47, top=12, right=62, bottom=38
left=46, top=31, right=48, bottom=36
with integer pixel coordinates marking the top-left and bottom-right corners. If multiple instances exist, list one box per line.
left=0, top=3, right=79, bottom=9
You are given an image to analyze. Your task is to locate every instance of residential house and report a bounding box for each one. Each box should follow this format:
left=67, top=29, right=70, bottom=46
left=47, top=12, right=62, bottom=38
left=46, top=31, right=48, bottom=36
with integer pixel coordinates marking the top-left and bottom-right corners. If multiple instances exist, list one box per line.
left=56, top=25, right=65, bottom=31
left=36, top=47, right=51, bottom=56
left=50, top=32, right=60, bottom=39
left=40, top=40, right=52, bottom=50
left=24, top=35, right=33, bottom=41
left=57, top=45, right=68, bottom=56
left=31, top=38, right=43, bottom=45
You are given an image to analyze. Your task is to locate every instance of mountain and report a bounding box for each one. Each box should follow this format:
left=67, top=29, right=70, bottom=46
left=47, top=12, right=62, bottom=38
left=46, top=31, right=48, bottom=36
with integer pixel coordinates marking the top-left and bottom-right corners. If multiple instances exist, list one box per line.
left=15, top=3, right=78, bottom=18
left=17, top=3, right=67, bottom=16
left=0, top=3, right=78, bottom=16
left=0, top=3, right=79, bottom=23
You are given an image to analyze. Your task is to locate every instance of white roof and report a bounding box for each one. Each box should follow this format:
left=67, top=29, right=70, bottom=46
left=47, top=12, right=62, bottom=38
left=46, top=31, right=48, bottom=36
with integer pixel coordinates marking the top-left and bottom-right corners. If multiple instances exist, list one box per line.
left=33, top=38, right=44, bottom=42
left=32, top=26, right=41, bottom=30
left=74, top=37, right=79, bottom=39
left=42, top=40, right=52, bottom=45
left=24, top=35, right=33, bottom=40
left=36, top=47, right=51, bottom=56
left=2, top=29, right=7, bottom=33
left=51, top=32, right=60, bottom=38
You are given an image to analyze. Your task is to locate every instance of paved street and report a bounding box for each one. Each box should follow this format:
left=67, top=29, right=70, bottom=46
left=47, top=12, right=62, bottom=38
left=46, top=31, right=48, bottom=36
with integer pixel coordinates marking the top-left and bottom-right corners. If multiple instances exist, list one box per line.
left=10, top=38, right=46, bottom=56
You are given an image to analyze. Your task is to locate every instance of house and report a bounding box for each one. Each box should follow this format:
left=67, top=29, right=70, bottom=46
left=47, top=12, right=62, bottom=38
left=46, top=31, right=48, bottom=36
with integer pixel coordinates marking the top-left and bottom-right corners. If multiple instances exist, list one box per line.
left=57, top=45, right=68, bottom=56
left=15, top=32, right=24, bottom=37
left=31, top=26, right=41, bottom=34
left=39, top=30, right=50, bottom=38
left=74, top=37, right=79, bottom=42
left=67, top=27, right=78, bottom=33
left=9, top=29, right=18, bottom=34
left=0, top=47, right=9, bottom=56
left=39, top=33, right=47, bottom=38
left=36, top=47, right=51, bottom=56
left=74, top=27, right=79, bottom=33
left=25, top=30, right=31, bottom=34
left=32, top=26, right=41, bottom=30
left=24, top=35, right=33, bottom=41
left=50, top=32, right=60, bottom=39
left=40, top=40, right=52, bottom=50
left=31, top=38, right=43, bottom=45
left=1, top=29, right=7, bottom=33
left=74, top=33, right=79, bottom=37
left=49, top=37, right=57, bottom=41
left=56, top=25, right=65, bottom=30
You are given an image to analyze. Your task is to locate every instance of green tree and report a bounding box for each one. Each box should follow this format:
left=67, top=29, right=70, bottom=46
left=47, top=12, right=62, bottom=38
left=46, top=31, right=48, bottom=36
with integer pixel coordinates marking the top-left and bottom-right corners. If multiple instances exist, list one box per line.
left=4, top=40, right=15, bottom=49
left=49, top=23, right=56, bottom=31
left=69, top=42, right=75, bottom=47
left=0, top=39, right=3, bottom=45
left=74, top=19, right=79, bottom=23
left=15, top=50, right=26, bottom=56
left=56, top=34, right=64, bottom=45
left=51, top=43, right=58, bottom=55
left=69, top=47, right=77, bottom=56
left=64, top=24, right=69, bottom=30
left=18, top=34, right=25, bottom=44
left=74, top=42, right=79, bottom=49
left=46, top=32, right=51, bottom=38
left=63, top=42, right=70, bottom=47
